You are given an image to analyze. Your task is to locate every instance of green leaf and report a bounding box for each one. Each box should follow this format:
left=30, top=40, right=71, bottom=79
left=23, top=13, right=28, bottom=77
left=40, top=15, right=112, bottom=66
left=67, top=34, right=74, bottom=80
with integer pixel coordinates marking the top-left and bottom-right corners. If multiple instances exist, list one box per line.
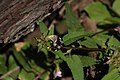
left=18, top=69, right=35, bottom=80
left=93, top=34, right=109, bottom=47
left=28, top=60, right=49, bottom=79
left=85, top=2, right=111, bottom=23
left=37, top=20, right=48, bottom=36
left=104, top=17, right=120, bottom=24
left=40, top=47, right=48, bottom=56
left=0, top=64, right=7, bottom=74
left=8, top=55, right=19, bottom=79
left=12, top=46, right=31, bottom=71
left=116, top=76, right=120, bottom=80
left=54, top=50, right=66, bottom=61
left=102, top=69, right=120, bottom=80
left=63, top=31, right=91, bottom=45
left=0, top=55, right=6, bottom=65
left=48, top=25, right=54, bottom=36
left=81, top=37, right=98, bottom=48
left=21, top=43, right=31, bottom=51
left=65, top=3, right=83, bottom=33
left=66, top=55, right=84, bottom=80
left=8, top=55, right=18, bottom=70
left=112, top=0, right=120, bottom=15
left=80, top=56, right=98, bottom=67
left=108, top=36, right=120, bottom=48
left=0, top=67, right=20, bottom=80
left=2, top=76, right=14, bottom=80
left=0, top=55, right=7, bottom=74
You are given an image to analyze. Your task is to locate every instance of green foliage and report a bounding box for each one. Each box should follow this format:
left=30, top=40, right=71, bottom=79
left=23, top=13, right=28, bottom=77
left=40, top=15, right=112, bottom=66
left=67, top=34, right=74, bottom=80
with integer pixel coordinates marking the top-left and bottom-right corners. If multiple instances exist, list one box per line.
left=105, top=17, right=120, bottom=24
left=66, top=55, right=84, bottom=80
left=37, top=20, right=48, bottom=36
left=108, top=36, right=120, bottom=48
left=63, top=31, right=91, bottom=45
left=8, top=55, right=19, bottom=79
left=80, top=56, right=98, bottom=67
left=102, top=68, right=120, bottom=80
left=12, top=46, right=31, bottom=71
left=65, top=3, right=83, bottom=33
left=18, top=69, right=35, bottom=80
left=54, top=50, right=66, bottom=61
left=81, top=37, right=98, bottom=48
left=0, top=55, right=7, bottom=74
left=112, top=0, right=120, bottom=15
left=0, top=1, right=120, bottom=80
left=85, top=2, right=111, bottom=23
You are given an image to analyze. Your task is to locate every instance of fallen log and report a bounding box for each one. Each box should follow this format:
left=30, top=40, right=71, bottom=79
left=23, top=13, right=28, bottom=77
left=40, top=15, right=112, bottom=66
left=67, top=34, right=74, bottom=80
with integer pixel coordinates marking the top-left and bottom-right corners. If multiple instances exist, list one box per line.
left=0, top=0, right=63, bottom=43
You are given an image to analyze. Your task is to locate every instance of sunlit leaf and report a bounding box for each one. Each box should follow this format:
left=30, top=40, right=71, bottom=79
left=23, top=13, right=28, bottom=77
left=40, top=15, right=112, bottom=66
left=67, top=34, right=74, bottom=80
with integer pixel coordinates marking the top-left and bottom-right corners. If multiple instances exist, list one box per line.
left=112, top=0, right=120, bottom=15
left=108, top=36, right=120, bottom=47
left=85, top=2, right=111, bottom=23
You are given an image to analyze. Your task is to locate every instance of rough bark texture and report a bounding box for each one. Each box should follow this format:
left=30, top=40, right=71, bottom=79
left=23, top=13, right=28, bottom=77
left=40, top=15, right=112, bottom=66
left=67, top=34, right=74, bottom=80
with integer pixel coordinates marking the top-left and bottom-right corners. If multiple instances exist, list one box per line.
left=0, top=0, right=63, bottom=43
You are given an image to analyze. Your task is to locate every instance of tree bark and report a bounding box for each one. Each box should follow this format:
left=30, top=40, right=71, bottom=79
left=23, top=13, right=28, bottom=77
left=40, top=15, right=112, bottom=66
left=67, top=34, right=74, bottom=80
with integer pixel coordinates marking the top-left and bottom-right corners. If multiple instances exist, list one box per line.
left=0, top=0, right=63, bottom=43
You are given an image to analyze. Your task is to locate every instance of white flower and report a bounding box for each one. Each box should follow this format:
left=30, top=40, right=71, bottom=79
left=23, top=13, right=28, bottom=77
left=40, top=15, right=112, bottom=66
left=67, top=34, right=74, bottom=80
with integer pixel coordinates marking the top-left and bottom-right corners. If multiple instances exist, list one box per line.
left=114, top=27, right=120, bottom=33
left=54, top=71, right=62, bottom=78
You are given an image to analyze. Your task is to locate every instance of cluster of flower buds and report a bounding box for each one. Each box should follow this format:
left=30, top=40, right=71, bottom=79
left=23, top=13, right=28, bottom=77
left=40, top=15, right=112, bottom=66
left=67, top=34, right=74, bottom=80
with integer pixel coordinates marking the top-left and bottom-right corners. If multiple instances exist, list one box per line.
left=47, top=35, right=62, bottom=50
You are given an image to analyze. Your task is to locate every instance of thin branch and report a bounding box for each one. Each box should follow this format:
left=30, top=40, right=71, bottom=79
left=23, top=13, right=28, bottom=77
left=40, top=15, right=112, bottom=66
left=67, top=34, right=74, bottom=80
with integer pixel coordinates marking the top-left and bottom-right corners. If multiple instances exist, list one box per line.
left=0, top=67, right=20, bottom=79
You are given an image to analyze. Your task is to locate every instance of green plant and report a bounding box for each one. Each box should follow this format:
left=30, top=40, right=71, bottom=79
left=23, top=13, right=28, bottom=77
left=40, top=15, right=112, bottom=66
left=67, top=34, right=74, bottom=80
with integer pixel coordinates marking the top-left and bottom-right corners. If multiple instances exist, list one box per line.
left=0, top=1, right=120, bottom=80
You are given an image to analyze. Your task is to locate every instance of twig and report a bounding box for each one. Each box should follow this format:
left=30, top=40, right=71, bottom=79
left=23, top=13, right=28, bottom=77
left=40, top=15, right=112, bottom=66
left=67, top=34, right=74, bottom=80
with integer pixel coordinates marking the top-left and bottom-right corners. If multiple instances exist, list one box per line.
left=33, top=69, right=49, bottom=80
left=0, top=67, right=20, bottom=80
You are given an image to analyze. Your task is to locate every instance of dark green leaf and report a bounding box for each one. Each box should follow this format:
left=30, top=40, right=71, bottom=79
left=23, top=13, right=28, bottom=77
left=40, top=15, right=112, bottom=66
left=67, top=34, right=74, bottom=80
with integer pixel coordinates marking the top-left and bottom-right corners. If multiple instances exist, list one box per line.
left=18, top=69, right=35, bottom=80
left=80, top=56, right=98, bottom=67
left=0, top=64, right=7, bottom=74
left=81, top=37, right=98, bottom=48
left=12, top=46, right=31, bottom=71
left=66, top=55, right=84, bottom=80
left=65, top=3, right=83, bottom=33
left=0, top=55, right=7, bottom=74
left=63, top=31, right=91, bottom=45
left=102, top=69, right=120, bottom=80
left=8, top=55, right=19, bottom=79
